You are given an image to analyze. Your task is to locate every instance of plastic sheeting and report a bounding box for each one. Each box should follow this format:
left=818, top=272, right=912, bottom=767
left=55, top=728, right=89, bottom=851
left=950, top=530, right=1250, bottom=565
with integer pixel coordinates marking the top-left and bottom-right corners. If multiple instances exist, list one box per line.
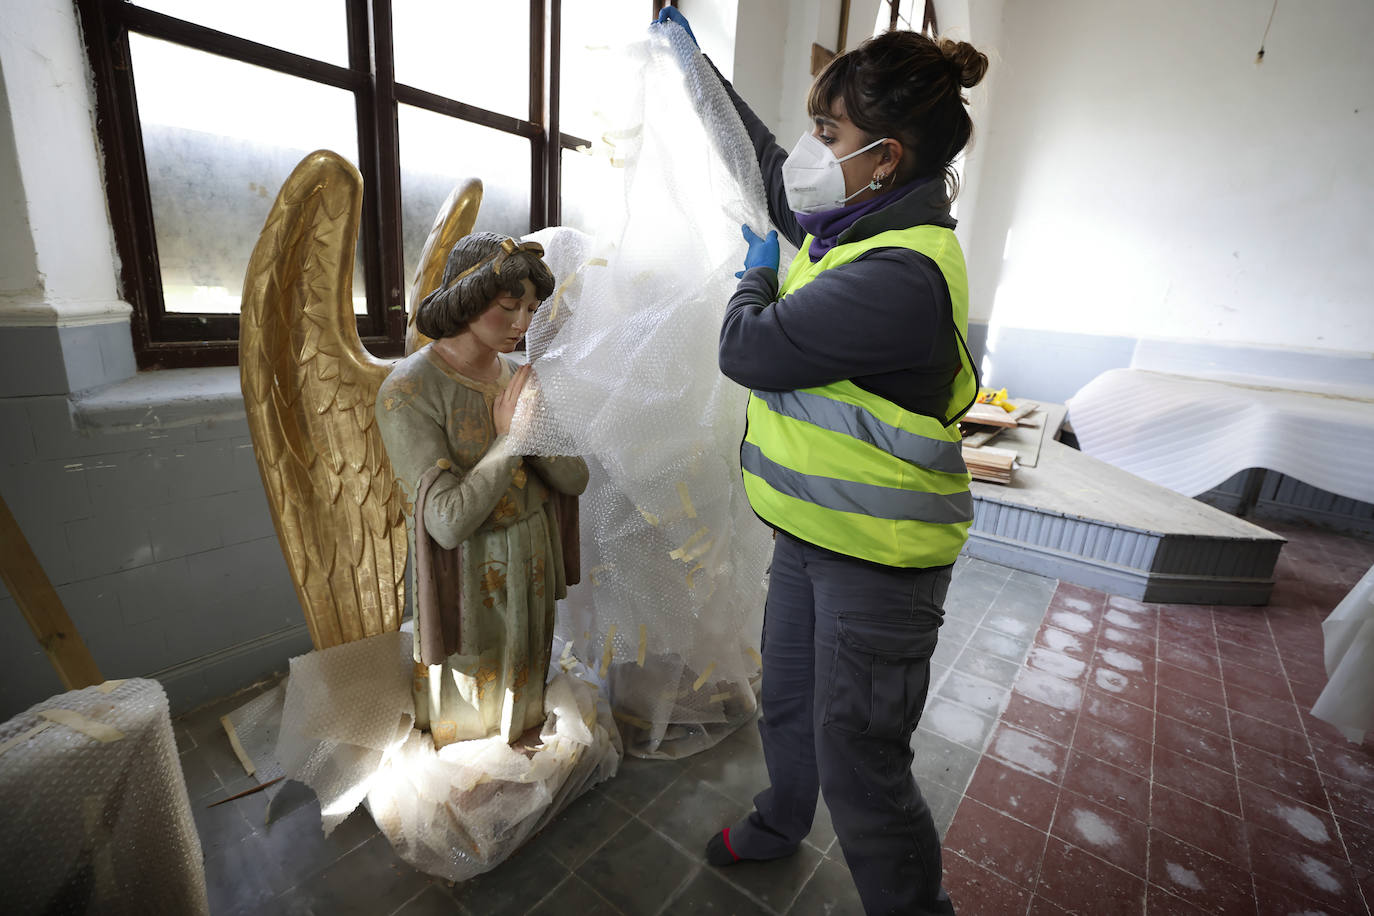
left=223, top=630, right=620, bottom=883
left=506, top=16, right=778, bottom=758
left=0, top=679, right=208, bottom=915
left=1311, top=564, right=1374, bottom=743
left=1066, top=368, right=1374, bottom=504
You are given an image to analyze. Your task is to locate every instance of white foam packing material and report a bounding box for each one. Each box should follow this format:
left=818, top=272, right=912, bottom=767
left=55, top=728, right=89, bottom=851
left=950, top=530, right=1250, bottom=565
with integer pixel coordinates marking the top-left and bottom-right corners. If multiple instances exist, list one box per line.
left=508, top=18, right=778, bottom=758
left=1066, top=368, right=1374, bottom=504
left=271, top=630, right=414, bottom=833
left=0, top=679, right=209, bottom=915
left=221, top=680, right=287, bottom=785
left=1312, top=563, right=1374, bottom=743
left=367, top=657, right=620, bottom=881
left=226, top=631, right=620, bottom=883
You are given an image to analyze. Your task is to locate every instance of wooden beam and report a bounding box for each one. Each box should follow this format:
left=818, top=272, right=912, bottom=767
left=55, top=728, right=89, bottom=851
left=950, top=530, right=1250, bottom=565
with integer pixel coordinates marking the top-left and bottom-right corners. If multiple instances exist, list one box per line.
left=0, top=494, right=103, bottom=690
left=811, top=42, right=836, bottom=76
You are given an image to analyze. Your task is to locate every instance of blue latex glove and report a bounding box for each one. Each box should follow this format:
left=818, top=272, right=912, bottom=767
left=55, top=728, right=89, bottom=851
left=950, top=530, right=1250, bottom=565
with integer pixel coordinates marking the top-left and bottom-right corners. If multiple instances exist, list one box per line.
left=654, top=6, right=699, bottom=47
left=736, top=225, right=779, bottom=278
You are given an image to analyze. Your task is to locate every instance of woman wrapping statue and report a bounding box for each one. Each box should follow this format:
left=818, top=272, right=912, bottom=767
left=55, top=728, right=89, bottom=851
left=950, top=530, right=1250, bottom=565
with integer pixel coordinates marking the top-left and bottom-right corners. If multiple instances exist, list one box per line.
left=376, top=233, right=589, bottom=748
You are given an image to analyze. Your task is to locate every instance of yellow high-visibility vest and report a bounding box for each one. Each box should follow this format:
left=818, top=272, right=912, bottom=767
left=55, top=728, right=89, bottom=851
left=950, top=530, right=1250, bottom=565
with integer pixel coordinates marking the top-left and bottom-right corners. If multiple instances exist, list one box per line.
left=741, top=225, right=978, bottom=568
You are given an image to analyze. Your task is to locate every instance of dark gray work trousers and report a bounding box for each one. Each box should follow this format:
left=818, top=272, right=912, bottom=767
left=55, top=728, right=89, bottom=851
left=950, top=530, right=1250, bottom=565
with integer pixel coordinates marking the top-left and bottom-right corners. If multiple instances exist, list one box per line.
left=726, top=531, right=958, bottom=916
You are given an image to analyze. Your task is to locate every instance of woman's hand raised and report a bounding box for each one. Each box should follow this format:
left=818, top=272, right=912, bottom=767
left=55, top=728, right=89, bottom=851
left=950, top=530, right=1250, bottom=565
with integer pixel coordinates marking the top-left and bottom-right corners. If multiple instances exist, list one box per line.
left=493, top=363, right=533, bottom=436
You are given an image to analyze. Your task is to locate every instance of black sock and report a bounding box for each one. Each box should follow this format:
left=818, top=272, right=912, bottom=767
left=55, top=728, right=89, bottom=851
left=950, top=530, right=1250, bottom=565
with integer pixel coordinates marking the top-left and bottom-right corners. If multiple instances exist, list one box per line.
left=705, top=829, right=741, bottom=867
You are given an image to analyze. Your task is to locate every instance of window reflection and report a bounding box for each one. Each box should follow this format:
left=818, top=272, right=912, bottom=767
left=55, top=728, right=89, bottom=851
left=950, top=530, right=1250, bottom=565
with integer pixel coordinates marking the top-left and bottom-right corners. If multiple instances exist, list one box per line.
left=398, top=105, right=531, bottom=291
left=135, top=0, right=349, bottom=66
left=393, top=1, right=529, bottom=119
left=131, top=35, right=365, bottom=315
left=559, top=0, right=648, bottom=142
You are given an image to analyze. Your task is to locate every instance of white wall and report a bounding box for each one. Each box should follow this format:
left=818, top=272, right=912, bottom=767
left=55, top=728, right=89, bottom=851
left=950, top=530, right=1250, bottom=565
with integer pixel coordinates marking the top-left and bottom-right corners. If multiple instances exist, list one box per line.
left=685, top=0, right=882, bottom=142
left=961, top=0, right=1374, bottom=354
left=0, top=1, right=130, bottom=326
left=0, top=65, right=38, bottom=296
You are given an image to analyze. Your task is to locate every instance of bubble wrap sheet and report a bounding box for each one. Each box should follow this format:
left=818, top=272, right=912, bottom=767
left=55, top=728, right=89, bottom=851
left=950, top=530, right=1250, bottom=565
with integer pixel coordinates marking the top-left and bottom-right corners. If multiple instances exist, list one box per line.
left=0, top=679, right=208, bottom=916
left=1066, top=368, right=1374, bottom=504
left=225, top=631, right=620, bottom=883
left=507, top=20, right=782, bottom=759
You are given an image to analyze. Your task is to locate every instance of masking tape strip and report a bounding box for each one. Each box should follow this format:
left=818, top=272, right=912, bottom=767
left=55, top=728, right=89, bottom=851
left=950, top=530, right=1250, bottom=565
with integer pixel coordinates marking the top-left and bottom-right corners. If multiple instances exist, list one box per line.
left=637, top=507, right=660, bottom=526
left=221, top=715, right=256, bottom=777
left=692, top=662, right=717, bottom=692
left=550, top=256, right=609, bottom=321
left=685, top=562, right=705, bottom=589
left=599, top=625, right=617, bottom=678
left=0, top=721, right=54, bottom=758
left=683, top=538, right=714, bottom=563
left=637, top=624, right=647, bottom=667
left=601, top=125, right=644, bottom=143
left=669, top=526, right=710, bottom=561
left=709, top=692, right=732, bottom=705
left=96, top=679, right=126, bottom=694
left=38, top=709, right=125, bottom=743
left=747, top=646, right=763, bottom=668
left=676, top=481, right=697, bottom=519
left=611, top=709, right=653, bottom=730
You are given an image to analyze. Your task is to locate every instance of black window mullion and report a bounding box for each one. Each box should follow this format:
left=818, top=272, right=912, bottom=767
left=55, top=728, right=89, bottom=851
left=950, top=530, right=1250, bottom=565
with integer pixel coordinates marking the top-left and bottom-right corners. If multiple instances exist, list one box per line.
left=529, top=0, right=548, bottom=231
left=347, top=0, right=384, bottom=345
left=393, top=85, right=539, bottom=139
left=366, top=0, right=406, bottom=351
left=544, top=0, right=562, bottom=229
left=118, top=3, right=361, bottom=91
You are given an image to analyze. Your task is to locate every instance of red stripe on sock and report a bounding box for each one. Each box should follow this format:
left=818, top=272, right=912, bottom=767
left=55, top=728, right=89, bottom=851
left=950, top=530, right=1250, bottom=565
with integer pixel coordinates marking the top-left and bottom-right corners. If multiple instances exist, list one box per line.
left=722, top=827, right=740, bottom=862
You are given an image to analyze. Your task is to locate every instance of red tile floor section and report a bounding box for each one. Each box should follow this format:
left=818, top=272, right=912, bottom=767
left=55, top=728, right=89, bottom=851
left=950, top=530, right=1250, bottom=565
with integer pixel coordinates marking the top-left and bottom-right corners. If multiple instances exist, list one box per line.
left=941, top=522, right=1374, bottom=916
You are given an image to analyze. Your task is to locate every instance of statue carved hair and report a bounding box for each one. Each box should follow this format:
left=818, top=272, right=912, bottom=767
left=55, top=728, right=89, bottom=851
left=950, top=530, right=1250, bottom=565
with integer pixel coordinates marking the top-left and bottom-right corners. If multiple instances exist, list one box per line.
left=415, top=231, right=556, bottom=340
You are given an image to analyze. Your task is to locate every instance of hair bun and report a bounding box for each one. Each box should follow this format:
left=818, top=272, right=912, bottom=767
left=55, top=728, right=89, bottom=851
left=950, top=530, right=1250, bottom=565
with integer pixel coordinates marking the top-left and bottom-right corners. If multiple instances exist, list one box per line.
left=938, top=39, right=988, bottom=90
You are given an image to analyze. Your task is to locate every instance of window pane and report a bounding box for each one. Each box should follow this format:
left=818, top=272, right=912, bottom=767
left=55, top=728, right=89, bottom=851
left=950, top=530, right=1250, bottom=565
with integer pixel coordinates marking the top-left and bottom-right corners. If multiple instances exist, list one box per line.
left=560, top=146, right=625, bottom=238
left=399, top=107, right=532, bottom=294
left=559, top=0, right=650, bottom=142
left=130, top=35, right=366, bottom=315
left=393, top=1, right=529, bottom=120
left=134, top=0, right=348, bottom=66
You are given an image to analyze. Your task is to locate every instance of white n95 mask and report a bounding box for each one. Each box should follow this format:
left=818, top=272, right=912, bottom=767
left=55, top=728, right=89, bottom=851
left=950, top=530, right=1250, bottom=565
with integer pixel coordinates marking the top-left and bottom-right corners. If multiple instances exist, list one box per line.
left=781, top=132, right=890, bottom=215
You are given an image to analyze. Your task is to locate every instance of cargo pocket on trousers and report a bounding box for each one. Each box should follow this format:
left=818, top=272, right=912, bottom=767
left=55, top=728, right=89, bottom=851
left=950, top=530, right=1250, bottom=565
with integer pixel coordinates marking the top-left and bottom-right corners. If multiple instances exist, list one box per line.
left=824, top=614, right=940, bottom=740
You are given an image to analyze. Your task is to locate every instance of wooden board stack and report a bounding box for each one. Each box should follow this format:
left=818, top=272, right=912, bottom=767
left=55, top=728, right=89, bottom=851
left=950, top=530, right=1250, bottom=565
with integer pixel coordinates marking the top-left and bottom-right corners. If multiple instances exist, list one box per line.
left=962, top=445, right=1016, bottom=484
left=960, top=400, right=1040, bottom=484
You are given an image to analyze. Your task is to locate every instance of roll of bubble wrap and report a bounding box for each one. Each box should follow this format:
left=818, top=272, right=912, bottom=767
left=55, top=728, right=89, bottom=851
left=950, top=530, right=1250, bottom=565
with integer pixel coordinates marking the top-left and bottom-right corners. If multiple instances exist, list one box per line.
left=0, top=678, right=208, bottom=915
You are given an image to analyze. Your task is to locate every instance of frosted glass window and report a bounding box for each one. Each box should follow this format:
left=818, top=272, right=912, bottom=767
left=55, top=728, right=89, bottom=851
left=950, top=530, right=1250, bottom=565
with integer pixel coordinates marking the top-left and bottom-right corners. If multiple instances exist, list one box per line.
left=135, top=0, right=348, bottom=66
left=559, top=0, right=650, bottom=142
left=393, top=2, right=529, bottom=120
left=560, top=146, right=625, bottom=238
left=398, top=106, right=532, bottom=292
left=130, top=35, right=366, bottom=315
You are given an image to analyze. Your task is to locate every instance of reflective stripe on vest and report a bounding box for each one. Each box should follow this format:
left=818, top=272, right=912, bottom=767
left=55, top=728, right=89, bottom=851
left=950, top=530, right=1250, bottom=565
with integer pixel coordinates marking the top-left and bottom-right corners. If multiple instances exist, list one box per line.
left=740, top=224, right=978, bottom=568
left=752, top=389, right=967, bottom=475
left=740, top=441, right=973, bottom=523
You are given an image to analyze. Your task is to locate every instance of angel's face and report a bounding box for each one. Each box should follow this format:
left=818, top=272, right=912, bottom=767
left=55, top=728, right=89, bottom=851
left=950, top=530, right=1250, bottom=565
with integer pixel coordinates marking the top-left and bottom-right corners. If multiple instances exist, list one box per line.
left=471, top=278, right=540, bottom=353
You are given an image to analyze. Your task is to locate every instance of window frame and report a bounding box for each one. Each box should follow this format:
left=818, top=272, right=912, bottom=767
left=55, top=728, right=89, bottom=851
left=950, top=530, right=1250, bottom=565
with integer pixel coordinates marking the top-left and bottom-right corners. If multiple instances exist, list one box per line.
left=78, top=0, right=665, bottom=369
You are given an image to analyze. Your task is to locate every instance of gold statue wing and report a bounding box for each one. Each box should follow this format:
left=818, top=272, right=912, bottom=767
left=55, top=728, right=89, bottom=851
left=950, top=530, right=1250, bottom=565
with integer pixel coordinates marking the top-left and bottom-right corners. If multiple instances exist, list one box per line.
left=240, top=150, right=408, bottom=649
left=405, top=178, right=483, bottom=355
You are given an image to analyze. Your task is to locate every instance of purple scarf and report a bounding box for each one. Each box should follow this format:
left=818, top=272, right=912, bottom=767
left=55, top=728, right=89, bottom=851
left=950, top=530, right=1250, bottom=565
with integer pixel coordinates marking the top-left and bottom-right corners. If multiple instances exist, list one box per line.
left=794, top=180, right=925, bottom=260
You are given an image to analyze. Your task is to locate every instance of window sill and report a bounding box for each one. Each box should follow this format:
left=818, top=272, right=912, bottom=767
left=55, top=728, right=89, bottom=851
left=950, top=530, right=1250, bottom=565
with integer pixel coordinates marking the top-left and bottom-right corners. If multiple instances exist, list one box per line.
left=70, top=366, right=246, bottom=435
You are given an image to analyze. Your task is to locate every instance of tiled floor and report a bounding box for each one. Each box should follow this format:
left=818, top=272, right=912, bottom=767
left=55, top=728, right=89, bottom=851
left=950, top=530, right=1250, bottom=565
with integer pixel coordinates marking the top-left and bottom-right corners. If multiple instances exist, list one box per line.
left=942, top=522, right=1374, bottom=916
left=178, top=521, right=1374, bottom=915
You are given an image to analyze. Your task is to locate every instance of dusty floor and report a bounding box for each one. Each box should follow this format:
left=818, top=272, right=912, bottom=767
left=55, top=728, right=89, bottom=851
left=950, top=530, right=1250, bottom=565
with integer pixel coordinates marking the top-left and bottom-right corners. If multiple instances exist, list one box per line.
left=177, top=519, right=1374, bottom=915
